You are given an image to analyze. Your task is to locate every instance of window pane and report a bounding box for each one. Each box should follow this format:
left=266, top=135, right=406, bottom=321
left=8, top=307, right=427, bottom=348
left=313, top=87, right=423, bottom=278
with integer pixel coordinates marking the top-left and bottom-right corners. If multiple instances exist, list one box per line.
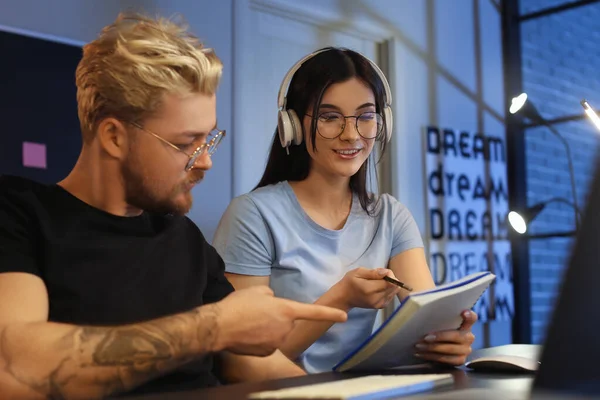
left=520, top=3, right=600, bottom=120
left=520, top=0, right=584, bottom=15
left=524, top=119, right=600, bottom=343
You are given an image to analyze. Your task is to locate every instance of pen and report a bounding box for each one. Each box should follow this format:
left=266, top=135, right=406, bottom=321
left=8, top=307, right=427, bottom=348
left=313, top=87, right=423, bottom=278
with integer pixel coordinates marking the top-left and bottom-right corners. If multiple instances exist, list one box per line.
left=383, top=276, right=413, bottom=292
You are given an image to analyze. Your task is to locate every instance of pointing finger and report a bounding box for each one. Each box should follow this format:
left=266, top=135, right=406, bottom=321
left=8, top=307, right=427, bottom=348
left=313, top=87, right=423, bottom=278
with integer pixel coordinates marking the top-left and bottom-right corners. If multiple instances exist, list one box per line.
left=286, top=301, right=348, bottom=323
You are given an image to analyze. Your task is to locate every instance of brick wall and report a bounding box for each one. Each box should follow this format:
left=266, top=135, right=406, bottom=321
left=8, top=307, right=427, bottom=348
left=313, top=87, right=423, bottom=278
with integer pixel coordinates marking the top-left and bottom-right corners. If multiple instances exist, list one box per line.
left=519, top=0, right=600, bottom=343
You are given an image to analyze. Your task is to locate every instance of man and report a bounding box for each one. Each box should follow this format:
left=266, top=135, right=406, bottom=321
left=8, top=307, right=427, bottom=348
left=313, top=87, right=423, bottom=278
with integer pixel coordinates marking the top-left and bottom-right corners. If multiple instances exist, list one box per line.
left=0, top=13, right=346, bottom=399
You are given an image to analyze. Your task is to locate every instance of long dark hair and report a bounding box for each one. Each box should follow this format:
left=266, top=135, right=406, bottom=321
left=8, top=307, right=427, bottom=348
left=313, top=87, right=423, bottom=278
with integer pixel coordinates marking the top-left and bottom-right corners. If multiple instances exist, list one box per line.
left=254, top=47, right=389, bottom=215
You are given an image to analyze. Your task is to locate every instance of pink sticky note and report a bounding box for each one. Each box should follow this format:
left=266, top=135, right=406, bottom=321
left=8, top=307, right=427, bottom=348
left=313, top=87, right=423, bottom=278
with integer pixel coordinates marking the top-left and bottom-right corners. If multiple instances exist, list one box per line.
left=22, top=142, right=47, bottom=169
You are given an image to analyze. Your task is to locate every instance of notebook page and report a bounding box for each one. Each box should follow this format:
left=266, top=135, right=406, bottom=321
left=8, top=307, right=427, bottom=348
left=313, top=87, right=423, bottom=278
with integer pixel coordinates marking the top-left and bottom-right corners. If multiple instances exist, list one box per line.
left=248, top=374, right=453, bottom=399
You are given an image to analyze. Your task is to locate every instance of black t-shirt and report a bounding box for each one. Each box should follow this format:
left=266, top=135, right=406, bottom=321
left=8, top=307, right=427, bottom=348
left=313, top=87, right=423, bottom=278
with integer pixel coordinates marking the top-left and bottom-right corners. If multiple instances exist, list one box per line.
left=0, top=175, right=235, bottom=396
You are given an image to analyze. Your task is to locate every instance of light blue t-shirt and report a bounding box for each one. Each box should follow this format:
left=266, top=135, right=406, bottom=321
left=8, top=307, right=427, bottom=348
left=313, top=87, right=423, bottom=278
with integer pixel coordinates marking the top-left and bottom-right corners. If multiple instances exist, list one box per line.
left=212, top=181, right=424, bottom=373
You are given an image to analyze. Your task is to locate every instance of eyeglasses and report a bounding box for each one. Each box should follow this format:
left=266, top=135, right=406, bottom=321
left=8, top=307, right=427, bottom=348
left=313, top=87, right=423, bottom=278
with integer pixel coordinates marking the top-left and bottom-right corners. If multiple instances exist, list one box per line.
left=127, top=121, right=226, bottom=171
left=307, top=111, right=383, bottom=140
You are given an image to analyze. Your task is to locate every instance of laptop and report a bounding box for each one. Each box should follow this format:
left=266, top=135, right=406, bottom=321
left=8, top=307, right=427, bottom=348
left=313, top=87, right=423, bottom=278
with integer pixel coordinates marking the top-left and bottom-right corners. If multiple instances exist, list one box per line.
left=412, top=124, right=600, bottom=399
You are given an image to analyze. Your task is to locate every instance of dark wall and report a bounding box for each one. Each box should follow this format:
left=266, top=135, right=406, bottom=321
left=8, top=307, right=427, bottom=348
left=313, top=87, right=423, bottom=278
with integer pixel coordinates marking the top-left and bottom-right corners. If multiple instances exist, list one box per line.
left=518, top=1, right=600, bottom=343
left=0, top=30, right=82, bottom=184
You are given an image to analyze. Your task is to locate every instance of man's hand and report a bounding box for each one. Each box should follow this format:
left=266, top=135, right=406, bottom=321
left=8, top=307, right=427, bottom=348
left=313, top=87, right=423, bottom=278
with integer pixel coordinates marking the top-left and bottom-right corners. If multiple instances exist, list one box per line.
left=213, top=286, right=348, bottom=356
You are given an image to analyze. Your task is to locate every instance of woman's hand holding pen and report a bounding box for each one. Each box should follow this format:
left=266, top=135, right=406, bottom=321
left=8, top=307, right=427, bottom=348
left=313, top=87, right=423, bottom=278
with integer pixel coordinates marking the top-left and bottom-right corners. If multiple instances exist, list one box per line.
left=331, top=267, right=405, bottom=310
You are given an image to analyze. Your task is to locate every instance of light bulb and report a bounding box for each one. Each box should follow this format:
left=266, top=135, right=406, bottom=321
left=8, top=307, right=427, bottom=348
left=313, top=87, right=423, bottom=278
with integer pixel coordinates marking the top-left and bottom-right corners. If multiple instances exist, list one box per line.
left=508, top=211, right=527, bottom=234
left=510, top=93, right=528, bottom=114
left=581, top=99, right=600, bottom=132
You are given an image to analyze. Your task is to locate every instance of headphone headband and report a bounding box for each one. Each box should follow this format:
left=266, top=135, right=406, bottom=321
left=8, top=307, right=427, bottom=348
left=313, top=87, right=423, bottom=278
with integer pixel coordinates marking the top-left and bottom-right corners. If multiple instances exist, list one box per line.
left=277, top=48, right=393, bottom=111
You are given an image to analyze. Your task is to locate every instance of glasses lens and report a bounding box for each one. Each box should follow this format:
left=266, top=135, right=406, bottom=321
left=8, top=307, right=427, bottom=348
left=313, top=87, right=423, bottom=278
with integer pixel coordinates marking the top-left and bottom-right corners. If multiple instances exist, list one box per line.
left=185, top=156, right=196, bottom=171
left=185, top=131, right=225, bottom=170
left=316, top=112, right=344, bottom=139
left=356, top=112, right=383, bottom=139
left=207, top=131, right=224, bottom=155
left=316, top=112, right=383, bottom=139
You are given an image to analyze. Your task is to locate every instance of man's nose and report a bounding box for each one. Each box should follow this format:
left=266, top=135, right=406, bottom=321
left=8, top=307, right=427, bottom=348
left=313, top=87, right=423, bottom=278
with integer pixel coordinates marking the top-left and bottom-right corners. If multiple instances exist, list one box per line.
left=193, top=151, right=213, bottom=171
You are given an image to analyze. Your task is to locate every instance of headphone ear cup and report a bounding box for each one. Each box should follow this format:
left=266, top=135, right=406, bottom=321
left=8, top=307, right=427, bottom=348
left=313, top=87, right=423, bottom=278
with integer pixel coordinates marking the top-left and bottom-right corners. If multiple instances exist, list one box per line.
left=383, top=106, right=393, bottom=143
left=278, top=110, right=294, bottom=148
left=278, top=110, right=303, bottom=148
left=288, top=109, right=303, bottom=145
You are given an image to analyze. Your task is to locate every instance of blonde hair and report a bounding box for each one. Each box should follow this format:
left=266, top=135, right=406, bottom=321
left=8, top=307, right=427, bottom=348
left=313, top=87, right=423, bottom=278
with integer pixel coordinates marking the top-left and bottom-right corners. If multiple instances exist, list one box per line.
left=76, top=12, right=223, bottom=142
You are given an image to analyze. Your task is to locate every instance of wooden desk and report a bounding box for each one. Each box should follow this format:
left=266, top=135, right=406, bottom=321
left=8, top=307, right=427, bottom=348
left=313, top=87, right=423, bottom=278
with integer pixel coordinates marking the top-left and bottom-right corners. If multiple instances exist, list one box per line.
left=123, top=367, right=534, bottom=399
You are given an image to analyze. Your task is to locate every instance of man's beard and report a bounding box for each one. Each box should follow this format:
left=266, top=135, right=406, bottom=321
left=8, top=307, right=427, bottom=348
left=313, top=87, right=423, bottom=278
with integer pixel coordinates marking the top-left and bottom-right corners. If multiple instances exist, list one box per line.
left=120, top=156, right=194, bottom=216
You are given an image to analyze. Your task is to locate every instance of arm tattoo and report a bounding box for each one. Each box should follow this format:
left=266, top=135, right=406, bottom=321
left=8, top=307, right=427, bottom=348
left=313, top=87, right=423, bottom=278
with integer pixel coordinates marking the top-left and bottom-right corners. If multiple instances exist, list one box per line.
left=0, top=305, right=221, bottom=399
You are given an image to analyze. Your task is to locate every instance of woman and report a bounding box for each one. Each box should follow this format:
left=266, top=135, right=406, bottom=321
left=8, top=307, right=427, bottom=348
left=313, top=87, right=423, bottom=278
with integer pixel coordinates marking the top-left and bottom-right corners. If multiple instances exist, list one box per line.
left=212, top=47, right=476, bottom=373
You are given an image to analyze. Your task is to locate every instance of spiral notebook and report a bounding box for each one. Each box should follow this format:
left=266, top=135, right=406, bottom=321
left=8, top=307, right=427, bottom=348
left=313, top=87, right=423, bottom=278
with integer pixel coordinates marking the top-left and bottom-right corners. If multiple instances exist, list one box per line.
left=333, top=271, right=495, bottom=372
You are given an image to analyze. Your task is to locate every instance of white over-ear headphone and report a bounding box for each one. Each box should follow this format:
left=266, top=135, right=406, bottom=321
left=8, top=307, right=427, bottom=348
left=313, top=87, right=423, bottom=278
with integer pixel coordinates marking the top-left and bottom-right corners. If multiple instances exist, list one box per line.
left=277, top=47, right=393, bottom=151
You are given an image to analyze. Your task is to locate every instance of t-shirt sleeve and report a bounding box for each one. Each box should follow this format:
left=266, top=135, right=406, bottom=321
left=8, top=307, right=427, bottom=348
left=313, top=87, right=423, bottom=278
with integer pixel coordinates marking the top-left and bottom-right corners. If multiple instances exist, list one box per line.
left=202, top=243, right=235, bottom=304
left=0, top=182, right=41, bottom=277
left=388, top=195, right=425, bottom=259
left=212, top=195, right=273, bottom=276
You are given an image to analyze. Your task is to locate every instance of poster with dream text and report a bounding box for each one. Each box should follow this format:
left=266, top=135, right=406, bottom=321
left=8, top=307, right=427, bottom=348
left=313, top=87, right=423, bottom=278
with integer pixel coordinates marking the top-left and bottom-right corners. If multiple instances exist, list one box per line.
left=423, top=126, right=514, bottom=322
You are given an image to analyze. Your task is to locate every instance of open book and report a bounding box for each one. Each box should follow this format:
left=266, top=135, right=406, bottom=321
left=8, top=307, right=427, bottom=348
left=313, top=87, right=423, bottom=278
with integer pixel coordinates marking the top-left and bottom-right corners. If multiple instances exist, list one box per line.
left=332, top=271, right=495, bottom=372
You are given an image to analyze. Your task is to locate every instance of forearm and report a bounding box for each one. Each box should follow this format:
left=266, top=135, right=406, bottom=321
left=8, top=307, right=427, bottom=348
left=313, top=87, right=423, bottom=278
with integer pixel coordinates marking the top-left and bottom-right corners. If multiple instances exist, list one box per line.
left=0, top=305, right=220, bottom=400
left=218, top=350, right=305, bottom=383
left=279, top=286, right=349, bottom=361
left=389, top=249, right=436, bottom=301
